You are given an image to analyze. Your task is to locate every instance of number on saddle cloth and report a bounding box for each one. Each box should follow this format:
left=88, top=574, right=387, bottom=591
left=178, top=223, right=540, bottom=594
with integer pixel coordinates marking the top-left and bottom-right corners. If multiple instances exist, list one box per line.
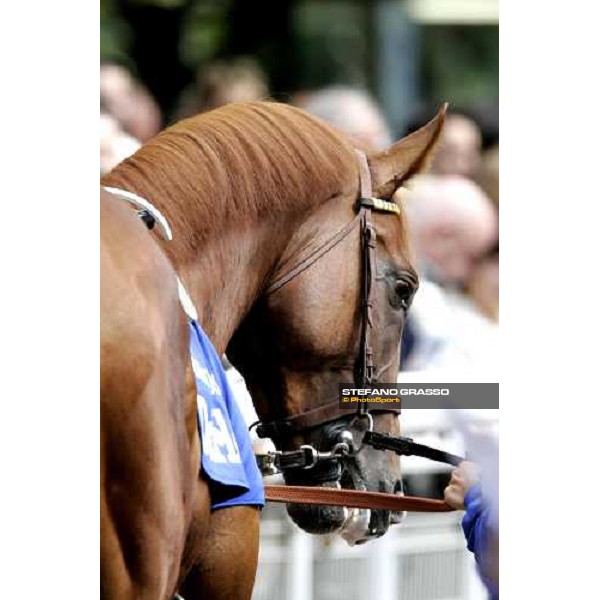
left=188, top=318, right=265, bottom=509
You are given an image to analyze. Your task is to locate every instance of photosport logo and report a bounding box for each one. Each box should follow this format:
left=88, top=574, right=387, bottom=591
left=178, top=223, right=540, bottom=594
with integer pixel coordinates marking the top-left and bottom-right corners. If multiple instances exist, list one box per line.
left=338, top=384, right=499, bottom=410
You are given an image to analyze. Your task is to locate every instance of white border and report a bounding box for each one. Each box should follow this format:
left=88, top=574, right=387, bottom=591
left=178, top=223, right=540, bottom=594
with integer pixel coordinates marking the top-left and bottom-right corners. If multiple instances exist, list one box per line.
left=502, top=1, right=600, bottom=597
left=2, top=1, right=599, bottom=597
left=0, top=1, right=98, bottom=597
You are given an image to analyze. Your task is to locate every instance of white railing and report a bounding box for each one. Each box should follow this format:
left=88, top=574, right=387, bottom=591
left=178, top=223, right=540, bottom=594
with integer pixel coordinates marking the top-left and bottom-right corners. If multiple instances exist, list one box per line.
left=253, top=504, right=487, bottom=600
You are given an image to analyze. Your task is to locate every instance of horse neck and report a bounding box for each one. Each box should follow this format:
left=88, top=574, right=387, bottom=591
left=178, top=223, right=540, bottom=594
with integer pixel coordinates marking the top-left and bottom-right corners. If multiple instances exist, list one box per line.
left=164, top=213, right=299, bottom=354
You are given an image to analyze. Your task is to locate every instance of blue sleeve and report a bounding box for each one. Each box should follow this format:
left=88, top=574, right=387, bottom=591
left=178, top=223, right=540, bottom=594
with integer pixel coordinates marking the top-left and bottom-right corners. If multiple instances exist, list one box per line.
left=462, top=484, right=498, bottom=599
left=462, top=484, right=488, bottom=557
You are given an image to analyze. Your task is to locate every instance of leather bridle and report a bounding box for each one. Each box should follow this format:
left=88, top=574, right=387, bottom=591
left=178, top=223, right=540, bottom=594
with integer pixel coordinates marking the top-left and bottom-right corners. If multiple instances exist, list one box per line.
left=254, top=151, right=461, bottom=515
left=254, top=150, right=403, bottom=442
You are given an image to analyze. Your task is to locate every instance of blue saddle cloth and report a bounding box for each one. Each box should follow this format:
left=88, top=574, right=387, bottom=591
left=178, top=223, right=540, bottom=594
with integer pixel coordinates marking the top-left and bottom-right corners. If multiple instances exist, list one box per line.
left=188, top=319, right=265, bottom=510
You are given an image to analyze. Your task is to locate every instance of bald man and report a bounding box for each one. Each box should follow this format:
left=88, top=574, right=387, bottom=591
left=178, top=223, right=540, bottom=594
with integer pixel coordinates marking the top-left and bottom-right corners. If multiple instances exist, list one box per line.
left=396, top=176, right=498, bottom=373
left=398, top=175, right=497, bottom=288
left=294, top=86, right=392, bottom=152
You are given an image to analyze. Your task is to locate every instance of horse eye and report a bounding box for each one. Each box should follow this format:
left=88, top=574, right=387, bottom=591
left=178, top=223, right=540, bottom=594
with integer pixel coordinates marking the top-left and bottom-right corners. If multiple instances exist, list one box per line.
left=395, top=280, right=414, bottom=310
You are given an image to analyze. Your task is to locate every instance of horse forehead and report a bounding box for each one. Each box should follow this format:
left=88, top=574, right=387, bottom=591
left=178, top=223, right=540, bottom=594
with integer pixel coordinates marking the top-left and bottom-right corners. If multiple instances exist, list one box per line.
left=373, top=212, right=412, bottom=262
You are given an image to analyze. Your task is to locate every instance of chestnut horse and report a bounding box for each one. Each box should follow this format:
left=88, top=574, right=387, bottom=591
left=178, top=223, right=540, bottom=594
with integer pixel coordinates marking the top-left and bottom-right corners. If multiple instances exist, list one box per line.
left=101, top=101, right=445, bottom=599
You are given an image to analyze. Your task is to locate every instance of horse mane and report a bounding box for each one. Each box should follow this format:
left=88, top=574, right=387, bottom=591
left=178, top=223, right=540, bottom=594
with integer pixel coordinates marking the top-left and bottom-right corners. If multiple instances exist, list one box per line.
left=101, top=102, right=358, bottom=251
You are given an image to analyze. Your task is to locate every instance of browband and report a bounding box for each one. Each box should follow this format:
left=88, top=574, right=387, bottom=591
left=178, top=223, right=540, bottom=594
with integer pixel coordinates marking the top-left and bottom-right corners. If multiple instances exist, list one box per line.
left=356, top=197, right=401, bottom=215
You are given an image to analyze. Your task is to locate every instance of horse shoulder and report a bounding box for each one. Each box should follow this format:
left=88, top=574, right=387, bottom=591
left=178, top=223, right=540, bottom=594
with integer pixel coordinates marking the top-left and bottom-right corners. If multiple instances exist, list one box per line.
left=101, top=194, right=197, bottom=599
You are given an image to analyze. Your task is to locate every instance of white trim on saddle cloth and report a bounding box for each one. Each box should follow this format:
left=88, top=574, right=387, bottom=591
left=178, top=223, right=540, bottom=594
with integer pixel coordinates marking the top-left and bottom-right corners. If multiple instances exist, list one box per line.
left=102, top=186, right=198, bottom=323
left=102, top=186, right=173, bottom=241
left=177, top=278, right=198, bottom=321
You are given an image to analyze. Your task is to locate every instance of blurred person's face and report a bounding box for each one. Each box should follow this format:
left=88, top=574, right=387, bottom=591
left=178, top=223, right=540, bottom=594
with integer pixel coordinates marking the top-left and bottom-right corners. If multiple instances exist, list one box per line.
left=432, top=115, right=482, bottom=179
left=420, top=213, right=496, bottom=285
left=399, top=176, right=497, bottom=286
left=100, top=65, right=160, bottom=142
left=295, top=90, right=392, bottom=152
left=100, top=113, right=140, bottom=175
left=210, top=81, right=266, bottom=109
left=100, top=65, right=135, bottom=115
left=346, top=101, right=392, bottom=152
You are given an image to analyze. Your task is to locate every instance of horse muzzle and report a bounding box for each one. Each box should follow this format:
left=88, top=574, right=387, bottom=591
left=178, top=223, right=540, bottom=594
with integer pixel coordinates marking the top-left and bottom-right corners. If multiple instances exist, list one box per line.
left=337, top=453, right=405, bottom=545
left=282, top=425, right=405, bottom=544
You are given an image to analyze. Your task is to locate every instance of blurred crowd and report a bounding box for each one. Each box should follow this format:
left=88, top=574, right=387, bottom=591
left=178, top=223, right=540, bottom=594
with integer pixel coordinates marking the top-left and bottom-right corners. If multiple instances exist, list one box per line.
left=101, top=58, right=499, bottom=379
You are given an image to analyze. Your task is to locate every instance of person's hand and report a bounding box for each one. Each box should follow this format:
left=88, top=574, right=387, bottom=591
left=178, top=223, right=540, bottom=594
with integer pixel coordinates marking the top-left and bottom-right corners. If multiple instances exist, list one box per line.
left=444, top=461, right=479, bottom=509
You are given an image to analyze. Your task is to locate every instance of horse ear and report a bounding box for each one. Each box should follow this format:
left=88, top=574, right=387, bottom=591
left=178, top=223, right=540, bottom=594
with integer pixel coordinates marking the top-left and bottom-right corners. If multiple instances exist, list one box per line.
left=369, top=103, right=448, bottom=199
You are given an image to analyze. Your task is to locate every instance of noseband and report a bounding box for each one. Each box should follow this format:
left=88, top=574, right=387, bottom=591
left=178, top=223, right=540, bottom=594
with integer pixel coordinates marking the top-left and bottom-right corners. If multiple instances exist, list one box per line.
left=254, top=149, right=402, bottom=447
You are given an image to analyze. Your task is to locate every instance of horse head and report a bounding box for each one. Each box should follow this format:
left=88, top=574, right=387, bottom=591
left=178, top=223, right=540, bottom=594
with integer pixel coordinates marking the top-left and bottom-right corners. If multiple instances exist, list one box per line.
left=228, top=105, right=446, bottom=544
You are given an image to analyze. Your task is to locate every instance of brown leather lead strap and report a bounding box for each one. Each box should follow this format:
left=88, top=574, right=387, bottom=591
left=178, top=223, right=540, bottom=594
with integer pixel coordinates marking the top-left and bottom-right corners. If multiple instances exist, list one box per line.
left=264, top=485, right=454, bottom=513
